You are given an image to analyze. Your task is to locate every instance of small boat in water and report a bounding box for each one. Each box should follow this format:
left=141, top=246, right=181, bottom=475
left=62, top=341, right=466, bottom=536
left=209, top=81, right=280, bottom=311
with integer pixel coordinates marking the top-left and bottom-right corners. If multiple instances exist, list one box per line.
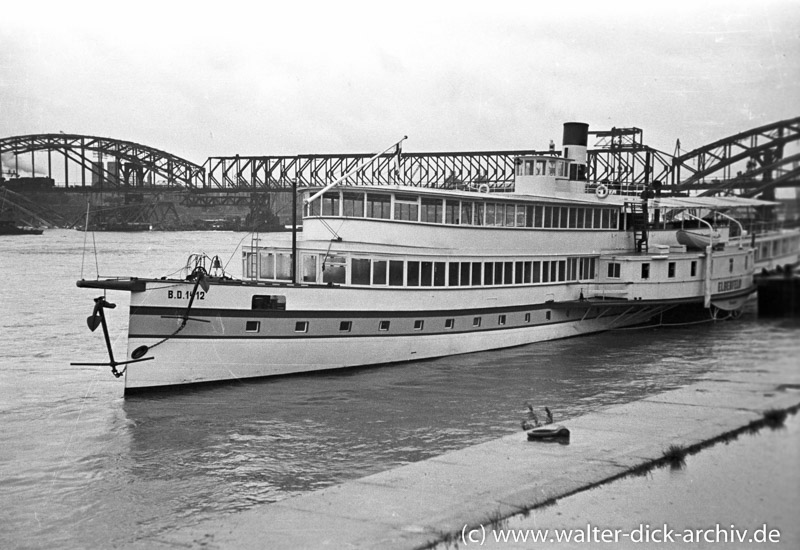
left=75, top=123, right=764, bottom=394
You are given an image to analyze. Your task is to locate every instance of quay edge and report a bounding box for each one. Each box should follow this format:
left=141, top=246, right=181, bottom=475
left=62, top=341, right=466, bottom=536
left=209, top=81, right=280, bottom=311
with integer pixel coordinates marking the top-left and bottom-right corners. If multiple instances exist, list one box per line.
left=153, top=359, right=800, bottom=550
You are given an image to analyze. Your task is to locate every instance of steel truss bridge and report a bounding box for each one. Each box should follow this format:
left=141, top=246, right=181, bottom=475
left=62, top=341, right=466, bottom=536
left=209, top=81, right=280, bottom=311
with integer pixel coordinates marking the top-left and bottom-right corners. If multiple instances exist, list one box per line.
left=2, top=117, right=798, bottom=203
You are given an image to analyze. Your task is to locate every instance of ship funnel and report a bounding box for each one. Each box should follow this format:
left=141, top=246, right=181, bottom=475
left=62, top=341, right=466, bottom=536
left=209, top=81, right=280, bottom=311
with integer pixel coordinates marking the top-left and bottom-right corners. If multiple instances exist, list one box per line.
left=562, top=122, right=588, bottom=181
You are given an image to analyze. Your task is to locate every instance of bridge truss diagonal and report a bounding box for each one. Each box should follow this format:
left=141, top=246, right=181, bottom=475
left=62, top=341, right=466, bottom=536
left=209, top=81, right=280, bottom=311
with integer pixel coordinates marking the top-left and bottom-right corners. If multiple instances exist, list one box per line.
left=0, top=134, right=205, bottom=190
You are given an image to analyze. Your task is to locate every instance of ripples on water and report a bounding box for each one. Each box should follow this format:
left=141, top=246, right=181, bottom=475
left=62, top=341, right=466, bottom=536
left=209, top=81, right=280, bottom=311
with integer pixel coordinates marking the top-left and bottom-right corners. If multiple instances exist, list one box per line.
left=1, top=230, right=798, bottom=549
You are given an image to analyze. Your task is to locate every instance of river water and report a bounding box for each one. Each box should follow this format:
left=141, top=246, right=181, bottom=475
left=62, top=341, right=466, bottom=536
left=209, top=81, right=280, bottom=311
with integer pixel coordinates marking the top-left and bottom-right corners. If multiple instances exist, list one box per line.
left=1, top=230, right=798, bottom=549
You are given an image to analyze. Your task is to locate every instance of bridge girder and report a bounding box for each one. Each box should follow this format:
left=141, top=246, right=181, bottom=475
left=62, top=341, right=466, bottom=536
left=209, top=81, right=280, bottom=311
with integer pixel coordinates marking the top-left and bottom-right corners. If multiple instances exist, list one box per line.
left=672, top=116, right=800, bottom=191
left=0, top=134, right=205, bottom=189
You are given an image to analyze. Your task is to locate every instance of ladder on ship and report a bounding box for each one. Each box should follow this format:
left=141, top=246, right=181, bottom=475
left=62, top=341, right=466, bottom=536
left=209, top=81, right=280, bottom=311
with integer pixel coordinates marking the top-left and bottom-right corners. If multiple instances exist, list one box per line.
left=626, top=201, right=649, bottom=252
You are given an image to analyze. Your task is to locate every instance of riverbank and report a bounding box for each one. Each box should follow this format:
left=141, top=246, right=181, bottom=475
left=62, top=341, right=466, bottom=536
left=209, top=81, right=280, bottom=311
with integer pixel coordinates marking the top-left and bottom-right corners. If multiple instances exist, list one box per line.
left=152, top=353, right=800, bottom=549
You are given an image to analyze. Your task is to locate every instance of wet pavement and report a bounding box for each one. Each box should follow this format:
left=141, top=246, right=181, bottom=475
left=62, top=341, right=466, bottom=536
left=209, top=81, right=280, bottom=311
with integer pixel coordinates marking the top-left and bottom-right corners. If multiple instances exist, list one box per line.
left=153, top=354, right=800, bottom=549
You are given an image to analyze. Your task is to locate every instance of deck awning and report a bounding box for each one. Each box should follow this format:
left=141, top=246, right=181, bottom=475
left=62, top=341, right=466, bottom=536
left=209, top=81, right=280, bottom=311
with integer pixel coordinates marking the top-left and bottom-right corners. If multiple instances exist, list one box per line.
left=655, top=196, right=778, bottom=209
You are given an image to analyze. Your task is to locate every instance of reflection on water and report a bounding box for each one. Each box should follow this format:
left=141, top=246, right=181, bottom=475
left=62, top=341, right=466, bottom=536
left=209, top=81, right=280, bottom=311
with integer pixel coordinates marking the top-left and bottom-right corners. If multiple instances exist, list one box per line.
left=1, top=231, right=798, bottom=549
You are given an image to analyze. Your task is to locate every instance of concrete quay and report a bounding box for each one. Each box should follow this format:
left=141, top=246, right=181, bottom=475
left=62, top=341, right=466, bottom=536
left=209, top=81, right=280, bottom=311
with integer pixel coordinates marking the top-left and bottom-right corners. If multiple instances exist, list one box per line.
left=160, top=361, right=800, bottom=550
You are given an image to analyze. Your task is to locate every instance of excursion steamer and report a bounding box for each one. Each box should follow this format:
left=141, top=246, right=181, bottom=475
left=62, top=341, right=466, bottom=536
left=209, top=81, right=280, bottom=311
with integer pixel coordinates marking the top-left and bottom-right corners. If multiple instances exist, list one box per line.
left=75, top=123, right=760, bottom=393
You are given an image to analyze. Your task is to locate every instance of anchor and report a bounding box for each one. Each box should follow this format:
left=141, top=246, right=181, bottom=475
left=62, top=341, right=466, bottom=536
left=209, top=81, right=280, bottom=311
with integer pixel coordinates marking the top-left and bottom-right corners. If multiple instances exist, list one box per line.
left=71, top=296, right=153, bottom=378
left=130, top=267, right=210, bottom=360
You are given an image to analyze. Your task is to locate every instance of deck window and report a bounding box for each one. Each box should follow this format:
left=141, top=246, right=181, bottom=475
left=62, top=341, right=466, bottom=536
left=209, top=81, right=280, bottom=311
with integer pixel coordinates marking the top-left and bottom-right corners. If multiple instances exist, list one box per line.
left=252, top=295, right=286, bottom=310
left=486, top=203, right=497, bottom=226
left=532, top=261, right=541, bottom=283
left=505, top=205, right=516, bottom=227
left=514, top=262, right=523, bottom=284
left=460, top=262, right=471, bottom=285
left=307, top=199, right=321, bottom=217
left=484, top=263, right=494, bottom=285
left=607, top=262, right=621, bottom=278
left=534, top=205, right=544, bottom=227
left=448, top=263, right=460, bottom=286
left=471, top=262, right=482, bottom=285
left=494, top=262, right=504, bottom=285
left=342, top=192, right=365, bottom=217
left=641, top=263, right=650, bottom=279
left=322, top=255, right=346, bottom=284
left=352, top=258, right=371, bottom=285
left=421, top=262, right=433, bottom=286
left=321, top=194, right=340, bottom=216
left=558, top=260, right=566, bottom=281
left=668, top=262, right=676, bottom=278
left=301, top=255, right=317, bottom=283
left=460, top=202, right=473, bottom=225
left=543, top=206, right=553, bottom=228
left=372, top=260, right=388, bottom=285
left=259, top=252, right=275, bottom=279
left=474, top=202, right=484, bottom=226
left=541, top=261, right=550, bottom=283
left=580, top=257, right=596, bottom=279
left=407, top=261, right=420, bottom=286
left=559, top=207, right=569, bottom=228
left=421, top=198, right=443, bottom=223
left=433, top=262, right=446, bottom=286
left=275, top=253, right=292, bottom=280
left=245, top=321, right=260, bottom=332
left=523, top=261, right=533, bottom=283
left=393, top=196, right=419, bottom=221
left=445, top=200, right=459, bottom=224
left=389, top=260, right=404, bottom=286
left=366, top=194, right=391, bottom=219
left=504, top=262, right=513, bottom=284
left=295, top=321, right=309, bottom=333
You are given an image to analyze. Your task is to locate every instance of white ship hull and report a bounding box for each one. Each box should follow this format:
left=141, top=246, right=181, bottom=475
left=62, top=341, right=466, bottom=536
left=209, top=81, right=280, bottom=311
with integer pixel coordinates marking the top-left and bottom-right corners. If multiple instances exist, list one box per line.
left=123, top=302, right=666, bottom=391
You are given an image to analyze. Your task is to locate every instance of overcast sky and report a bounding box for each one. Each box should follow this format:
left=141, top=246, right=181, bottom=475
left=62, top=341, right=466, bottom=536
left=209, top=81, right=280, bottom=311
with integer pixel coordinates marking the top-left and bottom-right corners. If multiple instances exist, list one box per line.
left=2, top=0, right=798, bottom=165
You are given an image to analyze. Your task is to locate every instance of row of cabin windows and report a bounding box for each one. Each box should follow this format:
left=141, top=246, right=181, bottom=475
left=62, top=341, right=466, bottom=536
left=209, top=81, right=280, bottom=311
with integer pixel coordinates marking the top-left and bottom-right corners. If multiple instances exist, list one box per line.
left=246, top=251, right=598, bottom=286
left=243, top=311, right=552, bottom=334
left=308, top=192, right=619, bottom=229
left=606, top=260, right=698, bottom=280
